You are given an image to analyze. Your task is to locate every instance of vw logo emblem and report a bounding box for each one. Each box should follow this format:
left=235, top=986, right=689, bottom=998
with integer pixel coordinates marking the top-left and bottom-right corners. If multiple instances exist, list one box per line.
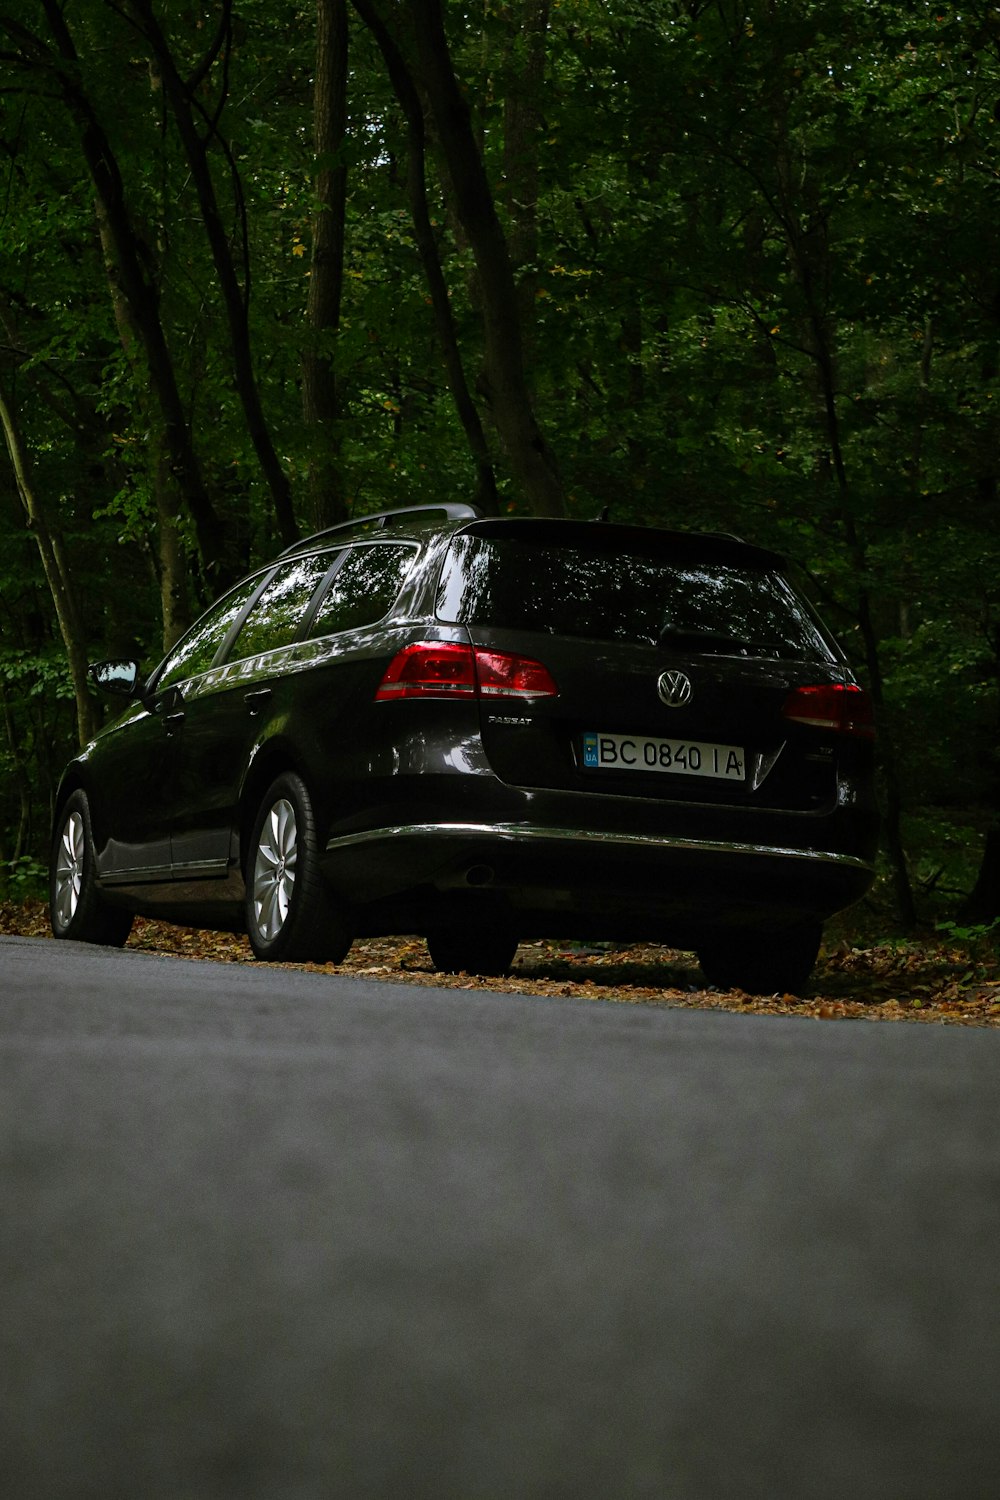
left=657, top=669, right=692, bottom=708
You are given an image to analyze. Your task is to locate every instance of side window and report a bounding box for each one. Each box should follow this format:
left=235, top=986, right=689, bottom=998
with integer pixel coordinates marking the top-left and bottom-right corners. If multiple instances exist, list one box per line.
left=308, top=543, right=414, bottom=638
left=156, top=574, right=267, bottom=691
left=227, top=554, right=334, bottom=662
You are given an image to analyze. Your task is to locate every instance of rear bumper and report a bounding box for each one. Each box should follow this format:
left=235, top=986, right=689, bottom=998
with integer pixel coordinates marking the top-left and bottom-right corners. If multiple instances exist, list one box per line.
left=323, top=817, right=876, bottom=940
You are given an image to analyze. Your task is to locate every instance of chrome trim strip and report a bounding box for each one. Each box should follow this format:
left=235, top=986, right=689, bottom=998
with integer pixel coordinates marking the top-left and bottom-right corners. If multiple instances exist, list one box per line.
left=100, top=859, right=230, bottom=886
left=99, top=864, right=173, bottom=886
left=325, top=821, right=875, bottom=873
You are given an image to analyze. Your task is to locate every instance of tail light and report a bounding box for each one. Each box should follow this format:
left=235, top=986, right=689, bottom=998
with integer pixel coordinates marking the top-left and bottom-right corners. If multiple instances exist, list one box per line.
left=376, top=642, right=558, bottom=701
left=475, top=650, right=558, bottom=698
left=376, top=642, right=476, bottom=699
left=782, top=683, right=875, bottom=738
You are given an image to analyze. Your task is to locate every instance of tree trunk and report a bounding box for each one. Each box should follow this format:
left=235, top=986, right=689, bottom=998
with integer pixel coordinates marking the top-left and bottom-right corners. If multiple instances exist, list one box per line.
left=0, top=374, right=96, bottom=747
left=812, top=343, right=916, bottom=931
left=960, top=303, right=1000, bottom=926
left=92, top=200, right=190, bottom=653
left=128, top=0, right=299, bottom=549
left=355, top=0, right=499, bottom=513
left=303, top=0, right=350, bottom=532
left=356, top=0, right=563, bottom=516
left=153, top=443, right=188, bottom=653
left=772, top=137, right=916, bottom=928
left=502, top=1, right=550, bottom=340
left=958, top=828, right=1000, bottom=926
left=412, top=0, right=563, bottom=515
left=39, top=0, right=227, bottom=582
left=0, top=684, right=36, bottom=860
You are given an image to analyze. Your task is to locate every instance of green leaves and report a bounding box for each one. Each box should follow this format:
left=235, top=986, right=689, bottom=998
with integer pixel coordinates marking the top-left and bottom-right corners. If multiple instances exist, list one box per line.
left=3, top=0, right=1000, bottom=916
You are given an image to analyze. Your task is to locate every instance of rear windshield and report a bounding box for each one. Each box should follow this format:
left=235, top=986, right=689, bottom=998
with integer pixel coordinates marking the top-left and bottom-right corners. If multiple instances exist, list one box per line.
left=436, top=534, right=835, bottom=661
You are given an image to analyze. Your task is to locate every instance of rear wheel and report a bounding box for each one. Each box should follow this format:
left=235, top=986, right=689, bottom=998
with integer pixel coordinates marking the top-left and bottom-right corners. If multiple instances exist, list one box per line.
left=426, top=926, right=520, bottom=978
left=245, top=773, right=351, bottom=963
left=50, top=790, right=134, bottom=947
left=697, top=922, right=822, bottom=995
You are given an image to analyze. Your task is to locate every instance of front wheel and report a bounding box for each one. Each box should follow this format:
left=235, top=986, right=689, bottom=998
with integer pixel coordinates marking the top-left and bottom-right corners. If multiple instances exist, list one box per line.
left=50, top=790, right=134, bottom=947
left=245, top=773, right=351, bottom=963
left=696, top=922, right=822, bottom=996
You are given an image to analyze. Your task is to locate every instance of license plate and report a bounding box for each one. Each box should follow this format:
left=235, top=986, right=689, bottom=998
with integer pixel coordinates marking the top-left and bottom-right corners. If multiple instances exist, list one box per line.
left=582, top=731, right=746, bottom=781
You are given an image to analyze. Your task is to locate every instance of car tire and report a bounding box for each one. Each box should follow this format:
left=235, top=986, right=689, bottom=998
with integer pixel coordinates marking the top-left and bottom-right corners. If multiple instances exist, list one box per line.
left=426, top=926, right=520, bottom=977
left=245, top=773, right=352, bottom=963
left=50, top=789, right=134, bottom=947
left=696, top=922, right=822, bottom=995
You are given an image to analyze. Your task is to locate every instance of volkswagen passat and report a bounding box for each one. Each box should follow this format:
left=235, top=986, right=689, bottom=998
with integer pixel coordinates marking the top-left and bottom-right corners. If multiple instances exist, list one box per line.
left=50, top=505, right=878, bottom=992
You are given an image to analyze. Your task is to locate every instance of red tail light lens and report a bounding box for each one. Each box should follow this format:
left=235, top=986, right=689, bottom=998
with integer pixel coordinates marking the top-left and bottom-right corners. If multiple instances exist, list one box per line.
left=376, top=642, right=557, bottom=701
left=375, top=642, right=477, bottom=699
left=475, top=650, right=558, bottom=698
left=782, top=683, right=875, bottom=738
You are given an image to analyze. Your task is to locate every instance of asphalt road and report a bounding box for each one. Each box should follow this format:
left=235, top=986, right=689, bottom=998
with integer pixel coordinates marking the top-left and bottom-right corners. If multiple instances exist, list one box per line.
left=2, top=934, right=998, bottom=1499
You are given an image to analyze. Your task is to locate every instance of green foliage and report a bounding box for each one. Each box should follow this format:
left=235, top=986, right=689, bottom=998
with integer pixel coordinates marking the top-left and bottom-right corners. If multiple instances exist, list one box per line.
left=937, top=918, right=1000, bottom=946
left=0, top=856, right=48, bottom=902
left=2, top=0, right=1000, bottom=921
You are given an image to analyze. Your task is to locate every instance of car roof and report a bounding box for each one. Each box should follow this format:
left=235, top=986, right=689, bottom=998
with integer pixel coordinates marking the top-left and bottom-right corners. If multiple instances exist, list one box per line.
left=279, top=505, right=785, bottom=571
left=454, top=516, right=784, bottom=570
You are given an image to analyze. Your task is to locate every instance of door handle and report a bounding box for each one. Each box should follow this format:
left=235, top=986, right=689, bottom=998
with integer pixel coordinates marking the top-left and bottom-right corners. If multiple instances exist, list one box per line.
left=245, top=688, right=272, bottom=715
left=163, top=710, right=185, bottom=736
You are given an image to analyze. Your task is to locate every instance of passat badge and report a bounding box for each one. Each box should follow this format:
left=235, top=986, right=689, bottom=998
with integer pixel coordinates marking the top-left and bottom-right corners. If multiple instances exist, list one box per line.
left=657, top=670, right=692, bottom=708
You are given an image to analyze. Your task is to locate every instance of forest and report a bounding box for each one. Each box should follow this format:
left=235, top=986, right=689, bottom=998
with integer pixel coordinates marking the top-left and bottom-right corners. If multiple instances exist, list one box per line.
left=1, top=0, right=999, bottom=935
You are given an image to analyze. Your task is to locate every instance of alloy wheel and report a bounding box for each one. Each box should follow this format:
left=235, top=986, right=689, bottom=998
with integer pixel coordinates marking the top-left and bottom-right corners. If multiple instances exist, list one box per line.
left=252, top=797, right=298, bottom=941
left=53, top=809, right=85, bottom=930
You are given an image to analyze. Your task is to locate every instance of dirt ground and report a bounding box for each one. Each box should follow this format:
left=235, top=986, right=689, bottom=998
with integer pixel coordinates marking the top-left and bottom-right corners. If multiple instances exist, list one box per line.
left=4, top=900, right=999, bottom=1026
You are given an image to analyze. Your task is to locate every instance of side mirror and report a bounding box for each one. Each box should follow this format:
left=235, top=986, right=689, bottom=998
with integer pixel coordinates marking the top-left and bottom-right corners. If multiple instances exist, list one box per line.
left=89, top=659, right=143, bottom=698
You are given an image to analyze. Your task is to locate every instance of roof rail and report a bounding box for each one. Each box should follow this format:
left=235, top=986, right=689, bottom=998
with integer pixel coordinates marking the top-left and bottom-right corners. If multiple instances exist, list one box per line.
left=279, top=502, right=485, bottom=557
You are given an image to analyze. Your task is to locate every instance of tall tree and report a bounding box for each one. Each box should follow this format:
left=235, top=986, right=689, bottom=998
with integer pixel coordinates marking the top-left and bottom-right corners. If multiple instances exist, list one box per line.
left=501, top=0, right=550, bottom=340
left=125, top=0, right=299, bottom=548
left=0, top=370, right=94, bottom=746
left=353, top=0, right=564, bottom=516
left=354, top=0, right=499, bottom=513
left=303, top=0, right=351, bottom=530
left=8, top=0, right=230, bottom=581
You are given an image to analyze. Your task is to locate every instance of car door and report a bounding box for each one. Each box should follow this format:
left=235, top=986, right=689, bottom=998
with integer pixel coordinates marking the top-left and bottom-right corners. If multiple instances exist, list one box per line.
left=167, top=552, right=340, bottom=879
left=88, top=692, right=177, bottom=884
left=90, top=575, right=266, bottom=885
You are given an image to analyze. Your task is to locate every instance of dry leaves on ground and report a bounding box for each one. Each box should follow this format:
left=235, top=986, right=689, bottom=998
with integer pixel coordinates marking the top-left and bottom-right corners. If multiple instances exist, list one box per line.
left=3, top=900, right=999, bottom=1025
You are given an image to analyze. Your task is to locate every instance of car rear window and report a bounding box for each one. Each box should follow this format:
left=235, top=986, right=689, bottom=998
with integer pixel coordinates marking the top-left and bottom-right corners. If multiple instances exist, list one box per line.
left=436, top=534, right=835, bottom=661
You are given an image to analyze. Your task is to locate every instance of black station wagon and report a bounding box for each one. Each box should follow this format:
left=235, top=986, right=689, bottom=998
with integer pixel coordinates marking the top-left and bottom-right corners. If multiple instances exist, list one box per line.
left=50, top=504, right=879, bottom=992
